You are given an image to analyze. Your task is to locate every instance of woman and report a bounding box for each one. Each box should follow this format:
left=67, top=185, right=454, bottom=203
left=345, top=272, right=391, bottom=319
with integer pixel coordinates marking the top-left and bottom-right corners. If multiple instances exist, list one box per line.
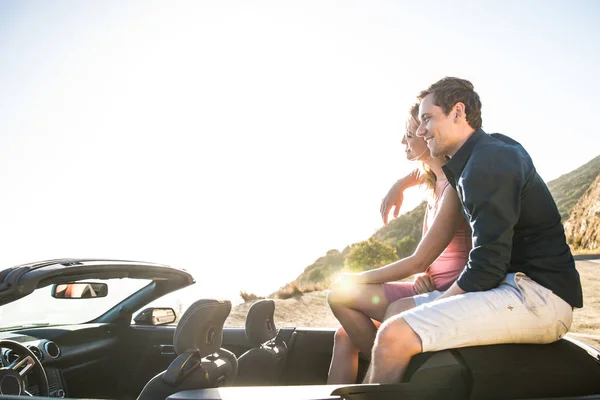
left=326, top=103, right=471, bottom=384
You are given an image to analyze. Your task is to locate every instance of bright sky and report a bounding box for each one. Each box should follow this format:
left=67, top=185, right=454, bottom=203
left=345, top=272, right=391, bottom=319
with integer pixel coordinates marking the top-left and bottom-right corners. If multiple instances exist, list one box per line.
left=1, top=0, right=599, bottom=300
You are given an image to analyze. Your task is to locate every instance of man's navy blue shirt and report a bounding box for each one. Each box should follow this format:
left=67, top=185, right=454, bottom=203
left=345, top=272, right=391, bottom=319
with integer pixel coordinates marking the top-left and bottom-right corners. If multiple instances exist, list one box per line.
left=442, top=129, right=583, bottom=308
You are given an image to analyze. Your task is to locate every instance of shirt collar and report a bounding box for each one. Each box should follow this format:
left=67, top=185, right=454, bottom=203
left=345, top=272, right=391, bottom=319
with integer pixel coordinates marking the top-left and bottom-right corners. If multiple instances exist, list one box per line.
left=442, top=129, right=486, bottom=187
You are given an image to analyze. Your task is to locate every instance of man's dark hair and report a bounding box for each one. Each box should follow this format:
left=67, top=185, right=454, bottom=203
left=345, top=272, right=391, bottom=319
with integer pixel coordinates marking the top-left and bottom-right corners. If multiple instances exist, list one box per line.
left=418, top=77, right=482, bottom=130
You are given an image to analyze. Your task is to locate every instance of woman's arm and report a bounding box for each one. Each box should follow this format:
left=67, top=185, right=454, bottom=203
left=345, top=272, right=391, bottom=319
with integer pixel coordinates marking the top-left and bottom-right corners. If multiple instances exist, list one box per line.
left=380, top=169, right=420, bottom=225
left=359, top=186, right=466, bottom=284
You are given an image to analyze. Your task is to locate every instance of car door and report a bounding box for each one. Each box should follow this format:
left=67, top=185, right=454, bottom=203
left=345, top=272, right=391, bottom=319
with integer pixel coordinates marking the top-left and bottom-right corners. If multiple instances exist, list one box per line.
left=115, top=323, right=178, bottom=399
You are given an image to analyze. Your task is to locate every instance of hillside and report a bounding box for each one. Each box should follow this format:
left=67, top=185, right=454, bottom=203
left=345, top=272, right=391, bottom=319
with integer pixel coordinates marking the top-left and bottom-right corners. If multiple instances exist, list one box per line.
left=547, top=154, right=600, bottom=220
left=371, top=202, right=426, bottom=250
left=283, top=202, right=425, bottom=292
left=564, top=174, right=600, bottom=251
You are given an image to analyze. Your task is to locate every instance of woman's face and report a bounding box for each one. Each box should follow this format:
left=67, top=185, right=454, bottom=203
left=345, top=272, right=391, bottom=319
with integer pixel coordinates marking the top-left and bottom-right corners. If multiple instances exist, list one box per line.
left=401, top=117, right=430, bottom=161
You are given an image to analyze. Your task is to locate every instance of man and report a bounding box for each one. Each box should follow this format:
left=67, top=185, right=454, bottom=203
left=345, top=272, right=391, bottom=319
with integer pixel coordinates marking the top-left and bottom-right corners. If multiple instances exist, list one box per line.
left=366, top=77, right=583, bottom=383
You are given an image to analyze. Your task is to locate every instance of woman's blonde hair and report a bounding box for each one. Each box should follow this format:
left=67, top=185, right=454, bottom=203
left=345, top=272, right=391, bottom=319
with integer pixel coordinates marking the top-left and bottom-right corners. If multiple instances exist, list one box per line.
left=407, top=103, right=449, bottom=195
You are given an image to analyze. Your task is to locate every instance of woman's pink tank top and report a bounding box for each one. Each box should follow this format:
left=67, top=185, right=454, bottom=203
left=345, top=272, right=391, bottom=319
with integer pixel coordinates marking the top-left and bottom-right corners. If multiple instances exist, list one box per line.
left=424, top=181, right=472, bottom=291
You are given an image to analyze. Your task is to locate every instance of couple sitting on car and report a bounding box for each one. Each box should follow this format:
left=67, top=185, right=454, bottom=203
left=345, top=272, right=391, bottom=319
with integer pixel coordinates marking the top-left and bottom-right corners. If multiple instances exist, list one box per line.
left=327, top=77, right=583, bottom=384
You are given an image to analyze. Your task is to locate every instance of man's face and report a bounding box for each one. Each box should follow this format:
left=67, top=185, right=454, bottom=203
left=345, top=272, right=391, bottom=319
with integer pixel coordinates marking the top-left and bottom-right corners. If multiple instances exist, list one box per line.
left=417, top=93, right=459, bottom=157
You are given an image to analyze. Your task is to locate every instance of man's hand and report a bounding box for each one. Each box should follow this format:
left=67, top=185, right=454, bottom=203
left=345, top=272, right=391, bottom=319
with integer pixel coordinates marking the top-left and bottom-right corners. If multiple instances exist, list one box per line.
left=433, top=281, right=466, bottom=301
left=380, top=180, right=405, bottom=225
left=413, top=273, right=435, bottom=294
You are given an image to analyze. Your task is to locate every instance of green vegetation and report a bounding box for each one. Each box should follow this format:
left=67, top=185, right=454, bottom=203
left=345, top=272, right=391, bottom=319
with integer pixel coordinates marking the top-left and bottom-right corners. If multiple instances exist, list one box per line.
left=547, top=154, right=600, bottom=220
left=295, top=248, right=347, bottom=288
left=344, top=238, right=398, bottom=272
left=372, top=202, right=425, bottom=258
left=291, top=202, right=426, bottom=290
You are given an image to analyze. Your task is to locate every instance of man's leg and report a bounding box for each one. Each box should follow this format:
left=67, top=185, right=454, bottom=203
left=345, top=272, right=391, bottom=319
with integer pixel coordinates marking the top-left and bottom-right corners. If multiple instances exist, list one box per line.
left=363, top=296, right=418, bottom=383
left=366, top=316, right=422, bottom=383
left=367, top=273, right=574, bottom=383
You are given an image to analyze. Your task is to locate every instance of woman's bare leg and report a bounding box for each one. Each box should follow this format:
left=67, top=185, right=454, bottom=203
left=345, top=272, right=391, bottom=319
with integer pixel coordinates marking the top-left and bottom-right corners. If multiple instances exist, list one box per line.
left=328, top=322, right=382, bottom=384
left=383, top=297, right=417, bottom=320
left=327, top=283, right=389, bottom=356
left=327, top=327, right=359, bottom=384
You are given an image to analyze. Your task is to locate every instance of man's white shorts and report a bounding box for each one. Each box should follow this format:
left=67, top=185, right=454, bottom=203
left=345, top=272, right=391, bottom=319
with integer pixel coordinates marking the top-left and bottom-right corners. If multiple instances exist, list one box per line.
left=401, top=272, right=574, bottom=352
left=413, top=290, right=444, bottom=307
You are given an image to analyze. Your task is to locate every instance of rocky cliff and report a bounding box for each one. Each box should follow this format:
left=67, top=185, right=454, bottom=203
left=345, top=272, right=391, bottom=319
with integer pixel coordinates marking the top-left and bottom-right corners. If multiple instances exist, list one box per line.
left=564, top=174, right=600, bottom=251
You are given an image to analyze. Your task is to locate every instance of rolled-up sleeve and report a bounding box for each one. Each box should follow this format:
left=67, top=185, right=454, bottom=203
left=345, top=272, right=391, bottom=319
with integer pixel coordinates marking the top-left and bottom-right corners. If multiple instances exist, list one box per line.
left=456, top=146, right=527, bottom=292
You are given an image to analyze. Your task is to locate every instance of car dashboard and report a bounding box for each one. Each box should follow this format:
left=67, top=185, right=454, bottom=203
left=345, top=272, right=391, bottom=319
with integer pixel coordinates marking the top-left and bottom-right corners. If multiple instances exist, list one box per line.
left=0, top=323, right=119, bottom=398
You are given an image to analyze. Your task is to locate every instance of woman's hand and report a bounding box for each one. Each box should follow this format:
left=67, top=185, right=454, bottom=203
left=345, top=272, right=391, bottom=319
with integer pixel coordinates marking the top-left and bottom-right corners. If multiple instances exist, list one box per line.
left=380, top=170, right=420, bottom=225
left=380, top=180, right=405, bottom=226
left=413, top=273, right=435, bottom=294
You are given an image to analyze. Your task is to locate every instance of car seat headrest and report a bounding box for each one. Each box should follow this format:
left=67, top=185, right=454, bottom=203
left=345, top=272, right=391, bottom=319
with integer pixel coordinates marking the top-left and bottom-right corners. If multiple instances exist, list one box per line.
left=173, top=299, right=231, bottom=356
left=245, top=299, right=277, bottom=347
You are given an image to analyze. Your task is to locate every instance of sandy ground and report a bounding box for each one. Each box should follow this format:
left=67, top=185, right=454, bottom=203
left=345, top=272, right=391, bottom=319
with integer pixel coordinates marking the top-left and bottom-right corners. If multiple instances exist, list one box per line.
left=226, top=260, right=600, bottom=348
left=569, top=260, right=600, bottom=348
left=226, top=290, right=339, bottom=328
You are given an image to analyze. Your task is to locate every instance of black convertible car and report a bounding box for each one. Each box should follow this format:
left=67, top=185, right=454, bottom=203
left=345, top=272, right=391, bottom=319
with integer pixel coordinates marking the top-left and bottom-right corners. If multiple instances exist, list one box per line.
left=0, top=258, right=599, bottom=400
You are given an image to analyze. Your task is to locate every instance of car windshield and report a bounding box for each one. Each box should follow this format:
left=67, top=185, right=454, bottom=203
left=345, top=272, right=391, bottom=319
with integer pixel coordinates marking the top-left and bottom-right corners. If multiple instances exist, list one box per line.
left=0, top=278, right=151, bottom=331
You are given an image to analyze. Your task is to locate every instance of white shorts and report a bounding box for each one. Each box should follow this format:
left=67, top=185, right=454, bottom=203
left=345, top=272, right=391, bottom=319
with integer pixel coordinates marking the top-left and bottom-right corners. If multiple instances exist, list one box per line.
left=413, top=290, right=444, bottom=307
left=401, top=272, right=574, bottom=353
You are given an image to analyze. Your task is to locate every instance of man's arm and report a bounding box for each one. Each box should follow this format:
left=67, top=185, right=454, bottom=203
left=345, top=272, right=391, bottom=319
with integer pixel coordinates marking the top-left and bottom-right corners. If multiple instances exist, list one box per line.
left=454, top=146, right=529, bottom=293
left=380, top=169, right=420, bottom=225
left=433, top=281, right=466, bottom=301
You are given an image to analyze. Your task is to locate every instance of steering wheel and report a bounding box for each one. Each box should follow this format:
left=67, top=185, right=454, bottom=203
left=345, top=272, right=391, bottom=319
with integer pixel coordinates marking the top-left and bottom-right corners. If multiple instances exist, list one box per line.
left=0, top=340, right=49, bottom=396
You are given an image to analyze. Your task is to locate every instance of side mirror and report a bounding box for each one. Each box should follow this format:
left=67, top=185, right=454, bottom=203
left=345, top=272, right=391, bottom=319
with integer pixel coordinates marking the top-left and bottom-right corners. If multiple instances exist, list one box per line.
left=52, top=282, right=108, bottom=299
left=134, top=307, right=177, bottom=326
